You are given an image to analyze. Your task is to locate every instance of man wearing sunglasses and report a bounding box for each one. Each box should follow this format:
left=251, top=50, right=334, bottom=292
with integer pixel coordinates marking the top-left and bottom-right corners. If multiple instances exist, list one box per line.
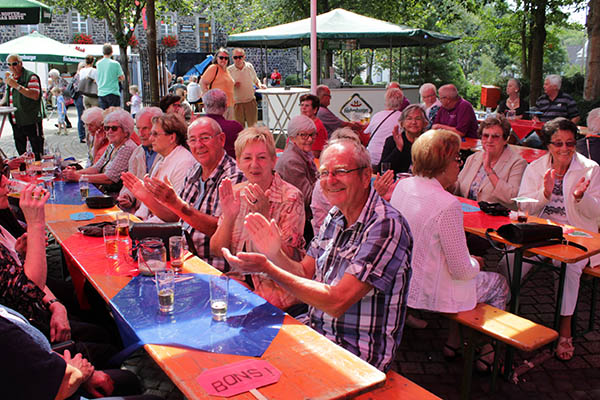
left=227, top=48, right=265, bottom=128
left=3, top=54, right=44, bottom=160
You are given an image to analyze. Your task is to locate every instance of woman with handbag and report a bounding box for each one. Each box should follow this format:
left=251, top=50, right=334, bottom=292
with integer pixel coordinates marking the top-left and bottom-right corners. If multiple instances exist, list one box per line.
left=79, top=55, right=99, bottom=109
left=201, top=48, right=234, bottom=119
left=518, top=117, right=600, bottom=360
left=389, top=129, right=509, bottom=372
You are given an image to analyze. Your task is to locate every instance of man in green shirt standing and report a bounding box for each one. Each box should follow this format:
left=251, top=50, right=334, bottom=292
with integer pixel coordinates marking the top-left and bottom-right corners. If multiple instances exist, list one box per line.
left=96, top=43, right=124, bottom=110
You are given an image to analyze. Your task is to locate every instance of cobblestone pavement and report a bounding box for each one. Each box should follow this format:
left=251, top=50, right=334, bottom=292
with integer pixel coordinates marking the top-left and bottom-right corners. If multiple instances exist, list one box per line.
left=36, top=109, right=600, bottom=399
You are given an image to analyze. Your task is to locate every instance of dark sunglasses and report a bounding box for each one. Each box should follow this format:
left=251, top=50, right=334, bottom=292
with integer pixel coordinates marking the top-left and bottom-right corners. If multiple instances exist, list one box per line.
left=7, top=61, right=19, bottom=67
left=233, top=55, right=244, bottom=60
left=104, top=125, right=120, bottom=132
left=549, top=141, right=576, bottom=148
left=218, top=56, right=229, bottom=61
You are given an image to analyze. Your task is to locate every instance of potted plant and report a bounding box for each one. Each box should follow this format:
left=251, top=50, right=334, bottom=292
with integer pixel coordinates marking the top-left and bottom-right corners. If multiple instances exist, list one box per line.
left=161, top=35, right=178, bottom=48
left=73, top=33, right=93, bottom=45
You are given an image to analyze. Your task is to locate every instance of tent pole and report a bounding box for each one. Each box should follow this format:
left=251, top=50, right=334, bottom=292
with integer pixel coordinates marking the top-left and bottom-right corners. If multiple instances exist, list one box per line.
left=399, top=47, right=402, bottom=84
left=350, top=49, right=353, bottom=84
left=310, top=0, right=317, bottom=92
left=265, top=45, right=269, bottom=81
left=389, top=38, right=392, bottom=83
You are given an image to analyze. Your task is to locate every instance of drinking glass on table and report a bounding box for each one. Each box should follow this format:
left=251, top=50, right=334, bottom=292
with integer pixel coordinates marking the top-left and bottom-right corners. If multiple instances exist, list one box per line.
left=103, top=225, right=118, bottom=260
left=210, top=275, right=229, bottom=321
left=381, top=162, right=392, bottom=174
left=169, top=235, right=184, bottom=273
left=506, top=110, right=516, bottom=120
left=156, top=269, right=175, bottom=313
left=79, top=176, right=89, bottom=200
left=138, top=238, right=167, bottom=276
left=116, top=212, right=130, bottom=238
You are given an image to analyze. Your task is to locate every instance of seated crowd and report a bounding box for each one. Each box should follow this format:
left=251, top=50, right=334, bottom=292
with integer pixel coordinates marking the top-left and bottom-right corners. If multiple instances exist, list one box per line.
left=3, top=72, right=600, bottom=399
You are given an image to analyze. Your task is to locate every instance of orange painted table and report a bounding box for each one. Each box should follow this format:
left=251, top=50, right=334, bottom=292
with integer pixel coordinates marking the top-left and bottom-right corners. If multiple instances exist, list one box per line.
left=46, top=215, right=387, bottom=399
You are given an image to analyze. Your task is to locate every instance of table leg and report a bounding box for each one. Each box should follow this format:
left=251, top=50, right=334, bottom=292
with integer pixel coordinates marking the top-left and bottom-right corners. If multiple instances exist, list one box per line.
left=554, top=262, right=567, bottom=332
left=273, top=93, right=301, bottom=148
left=505, top=248, right=524, bottom=380
left=460, top=328, right=475, bottom=400
left=0, top=115, right=7, bottom=158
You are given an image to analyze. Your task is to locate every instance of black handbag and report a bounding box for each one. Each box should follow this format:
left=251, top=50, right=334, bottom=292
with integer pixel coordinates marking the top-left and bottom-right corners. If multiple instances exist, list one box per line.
left=485, top=223, right=587, bottom=252
left=79, top=76, right=98, bottom=98
left=478, top=201, right=510, bottom=217
left=129, top=222, right=182, bottom=260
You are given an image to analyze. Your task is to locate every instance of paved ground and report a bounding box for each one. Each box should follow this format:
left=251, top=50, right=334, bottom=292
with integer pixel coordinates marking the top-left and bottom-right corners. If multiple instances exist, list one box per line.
left=30, top=109, right=600, bottom=399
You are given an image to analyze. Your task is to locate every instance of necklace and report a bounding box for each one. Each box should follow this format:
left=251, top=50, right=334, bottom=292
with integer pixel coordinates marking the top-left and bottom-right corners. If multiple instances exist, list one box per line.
left=506, top=97, right=519, bottom=109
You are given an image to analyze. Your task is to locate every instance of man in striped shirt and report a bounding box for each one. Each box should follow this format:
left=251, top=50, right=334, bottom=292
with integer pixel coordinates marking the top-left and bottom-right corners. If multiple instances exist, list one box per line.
left=536, top=74, right=580, bottom=124
left=4, top=54, right=44, bottom=159
left=124, top=117, right=244, bottom=271
left=223, top=138, right=413, bottom=372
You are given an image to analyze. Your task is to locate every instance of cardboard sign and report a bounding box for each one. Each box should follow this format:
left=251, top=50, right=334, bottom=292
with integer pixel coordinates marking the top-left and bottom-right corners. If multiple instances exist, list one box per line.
left=197, top=359, right=281, bottom=397
left=339, top=93, right=373, bottom=122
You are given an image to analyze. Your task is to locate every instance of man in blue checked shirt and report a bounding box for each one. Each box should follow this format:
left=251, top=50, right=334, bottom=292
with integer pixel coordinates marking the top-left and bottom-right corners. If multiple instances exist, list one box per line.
left=223, top=138, right=413, bottom=372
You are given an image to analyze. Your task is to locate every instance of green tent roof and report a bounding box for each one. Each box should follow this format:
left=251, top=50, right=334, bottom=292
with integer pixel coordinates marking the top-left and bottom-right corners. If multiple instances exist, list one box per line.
left=0, top=0, right=52, bottom=25
left=0, top=32, right=85, bottom=64
left=227, top=8, right=459, bottom=48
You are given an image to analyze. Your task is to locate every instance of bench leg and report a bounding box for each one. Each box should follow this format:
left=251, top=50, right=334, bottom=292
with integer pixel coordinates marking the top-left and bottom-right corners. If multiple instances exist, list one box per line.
left=590, top=276, right=598, bottom=332
left=460, top=328, right=476, bottom=400
left=490, top=341, right=500, bottom=392
left=554, top=262, right=567, bottom=332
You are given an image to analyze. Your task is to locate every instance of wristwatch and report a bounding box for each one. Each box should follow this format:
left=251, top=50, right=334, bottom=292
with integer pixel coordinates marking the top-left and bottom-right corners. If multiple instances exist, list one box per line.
left=46, top=298, right=60, bottom=307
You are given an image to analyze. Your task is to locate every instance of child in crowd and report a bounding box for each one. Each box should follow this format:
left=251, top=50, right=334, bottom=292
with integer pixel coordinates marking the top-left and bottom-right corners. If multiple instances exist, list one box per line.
left=127, top=85, right=142, bottom=119
left=52, top=86, right=67, bottom=135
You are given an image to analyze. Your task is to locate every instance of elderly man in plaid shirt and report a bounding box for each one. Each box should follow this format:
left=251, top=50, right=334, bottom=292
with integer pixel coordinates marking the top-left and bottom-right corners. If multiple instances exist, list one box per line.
left=122, top=117, right=244, bottom=271
left=223, top=138, right=413, bottom=371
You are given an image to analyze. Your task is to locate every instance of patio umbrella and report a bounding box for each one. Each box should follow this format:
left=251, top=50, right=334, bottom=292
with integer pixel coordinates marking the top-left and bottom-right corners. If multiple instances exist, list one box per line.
left=0, top=0, right=52, bottom=25
left=0, top=31, right=85, bottom=64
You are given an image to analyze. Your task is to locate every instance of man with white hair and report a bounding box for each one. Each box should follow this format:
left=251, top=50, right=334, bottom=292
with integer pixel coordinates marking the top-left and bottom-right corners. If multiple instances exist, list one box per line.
left=227, top=48, right=265, bottom=127
left=535, top=74, right=580, bottom=124
left=432, top=84, right=478, bottom=138
left=419, top=83, right=441, bottom=127
left=223, top=138, right=413, bottom=372
left=3, top=54, right=44, bottom=158
left=203, top=89, right=243, bottom=157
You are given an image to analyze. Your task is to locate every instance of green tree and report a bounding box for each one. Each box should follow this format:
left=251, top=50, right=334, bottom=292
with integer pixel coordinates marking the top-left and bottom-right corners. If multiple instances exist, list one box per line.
left=45, top=0, right=193, bottom=104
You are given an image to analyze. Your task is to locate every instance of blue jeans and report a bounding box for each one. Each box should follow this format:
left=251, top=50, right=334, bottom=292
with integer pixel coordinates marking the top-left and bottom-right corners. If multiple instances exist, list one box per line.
left=75, top=95, right=85, bottom=140
left=99, top=94, right=121, bottom=109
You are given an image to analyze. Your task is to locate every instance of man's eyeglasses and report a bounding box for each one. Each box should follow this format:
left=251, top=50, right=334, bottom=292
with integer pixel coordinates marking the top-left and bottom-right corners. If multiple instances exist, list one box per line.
left=233, top=55, right=244, bottom=60
left=550, top=141, right=576, bottom=148
left=188, top=134, right=219, bottom=145
left=298, top=132, right=316, bottom=140
left=7, top=61, right=19, bottom=67
left=218, top=56, right=229, bottom=61
left=104, top=125, right=121, bottom=132
left=318, top=166, right=365, bottom=179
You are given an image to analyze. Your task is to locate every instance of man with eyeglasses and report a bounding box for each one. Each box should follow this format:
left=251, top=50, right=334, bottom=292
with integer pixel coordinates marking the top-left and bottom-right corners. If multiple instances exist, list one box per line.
left=432, top=84, right=478, bottom=138
left=124, top=113, right=197, bottom=222
left=299, top=93, right=328, bottom=158
left=223, top=138, right=413, bottom=372
left=227, top=48, right=265, bottom=128
left=315, top=85, right=363, bottom=138
left=3, top=54, right=44, bottom=159
left=126, top=117, right=244, bottom=270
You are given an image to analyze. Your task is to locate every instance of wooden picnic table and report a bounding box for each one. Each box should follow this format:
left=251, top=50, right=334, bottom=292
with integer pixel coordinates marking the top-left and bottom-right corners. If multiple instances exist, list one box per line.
left=46, top=210, right=389, bottom=399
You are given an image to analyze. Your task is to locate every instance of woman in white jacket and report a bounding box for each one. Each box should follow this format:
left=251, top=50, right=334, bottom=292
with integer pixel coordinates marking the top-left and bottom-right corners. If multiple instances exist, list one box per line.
left=519, top=117, right=600, bottom=360
left=390, top=129, right=509, bottom=371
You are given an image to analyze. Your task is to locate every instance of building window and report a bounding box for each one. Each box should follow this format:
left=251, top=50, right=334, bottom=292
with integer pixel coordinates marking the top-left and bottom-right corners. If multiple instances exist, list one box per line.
left=19, top=25, right=38, bottom=35
left=160, top=13, right=176, bottom=37
left=71, top=12, right=88, bottom=34
left=198, top=18, right=211, bottom=53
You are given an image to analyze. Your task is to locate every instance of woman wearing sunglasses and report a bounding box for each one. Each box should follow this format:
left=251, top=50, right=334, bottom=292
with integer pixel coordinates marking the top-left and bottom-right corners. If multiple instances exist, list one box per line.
left=518, top=117, right=600, bottom=361
left=200, top=48, right=234, bottom=119
left=63, top=109, right=137, bottom=194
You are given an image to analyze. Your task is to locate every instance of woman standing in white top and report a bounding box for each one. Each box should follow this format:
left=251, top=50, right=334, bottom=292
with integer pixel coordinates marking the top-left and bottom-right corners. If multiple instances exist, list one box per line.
left=390, top=129, right=509, bottom=371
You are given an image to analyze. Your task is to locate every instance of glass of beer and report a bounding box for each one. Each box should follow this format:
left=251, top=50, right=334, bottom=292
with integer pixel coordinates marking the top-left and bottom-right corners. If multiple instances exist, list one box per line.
left=116, top=212, right=130, bottom=238
left=169, top=236, right=184, bottom=273
left=103, top=225, right=118, bottom=260
left=79, top=176, right=89, bottom=200
left=155, top=270, right=175, bottom=313
left=209, top=275, right=229, bottom=321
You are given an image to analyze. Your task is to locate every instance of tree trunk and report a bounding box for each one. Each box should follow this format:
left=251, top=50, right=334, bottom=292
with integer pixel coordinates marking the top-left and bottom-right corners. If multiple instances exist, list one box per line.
left=520, top=2, right=530, bottom=79
left=367, top=49, right=374, bottom=85
left=529, top=0, right=547, bottom=106
left=146, top=0, right=159, bottom=106
left=585, top=0, right=600, bottom=101
left=119, top=45, right=131, bottom=107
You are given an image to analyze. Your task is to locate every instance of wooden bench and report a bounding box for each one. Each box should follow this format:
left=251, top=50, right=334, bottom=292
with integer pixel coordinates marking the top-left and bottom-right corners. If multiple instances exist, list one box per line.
left=353, top=370, right=441, bottom=400
left=446, top=303, right=558, bottom=400
left=577, top=266, right=600, bottom=334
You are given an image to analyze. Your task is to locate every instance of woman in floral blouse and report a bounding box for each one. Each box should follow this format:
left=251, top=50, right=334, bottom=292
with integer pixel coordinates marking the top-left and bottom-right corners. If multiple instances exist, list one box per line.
left=210, top=127, right=307, bottom=312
